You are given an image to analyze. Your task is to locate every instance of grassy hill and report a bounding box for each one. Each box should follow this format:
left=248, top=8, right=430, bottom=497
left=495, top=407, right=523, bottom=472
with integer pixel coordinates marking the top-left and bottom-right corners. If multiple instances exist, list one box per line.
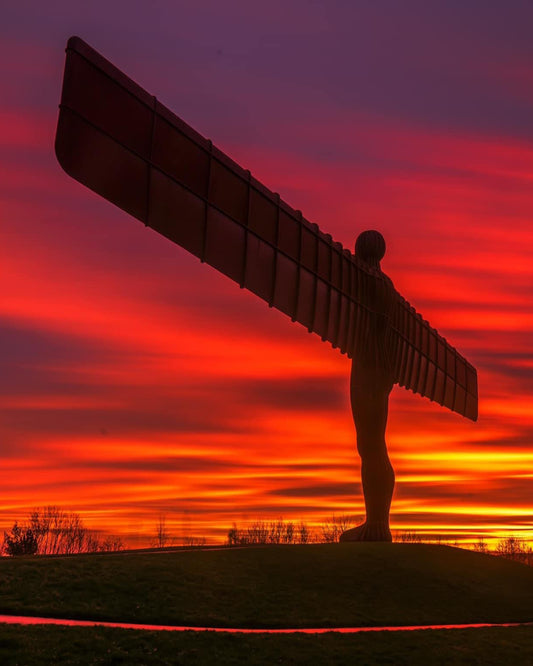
left=1, top=543, right=533, bottom=628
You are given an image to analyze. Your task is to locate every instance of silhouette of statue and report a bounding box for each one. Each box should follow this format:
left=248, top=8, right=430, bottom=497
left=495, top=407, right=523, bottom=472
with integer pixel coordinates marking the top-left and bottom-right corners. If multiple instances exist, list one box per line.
left=341, top=230, right=395, bottom=541
left=55, top=37, right=478, bottom=542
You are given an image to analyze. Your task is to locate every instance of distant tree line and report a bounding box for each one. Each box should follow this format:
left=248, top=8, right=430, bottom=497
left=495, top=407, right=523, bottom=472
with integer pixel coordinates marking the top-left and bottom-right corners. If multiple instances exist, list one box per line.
left=226, top=518, right=533, bottom=566
left=493, top=536, right=533, bottom=566
left=227, top=515, right=357, bottom=546
left=4, top=507, right=531, bottom=565
left=2, top=506, right=124, bottom=556
left=399, top=532, right=533, bottom=566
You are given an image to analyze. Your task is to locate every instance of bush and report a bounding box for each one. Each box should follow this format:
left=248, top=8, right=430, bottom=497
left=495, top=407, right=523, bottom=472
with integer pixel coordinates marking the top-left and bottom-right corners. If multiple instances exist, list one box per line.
left=3, top=522, right=38, bottom=556
left=496, top=536, right=532, bottom=565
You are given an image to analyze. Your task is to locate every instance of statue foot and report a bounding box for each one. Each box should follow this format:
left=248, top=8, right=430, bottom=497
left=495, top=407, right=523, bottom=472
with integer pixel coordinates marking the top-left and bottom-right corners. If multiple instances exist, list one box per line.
left=339, top=521, right=392, bottom=542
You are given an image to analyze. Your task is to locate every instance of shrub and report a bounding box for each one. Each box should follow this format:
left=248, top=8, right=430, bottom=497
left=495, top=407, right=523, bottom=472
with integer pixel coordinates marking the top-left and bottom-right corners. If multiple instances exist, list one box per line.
left=3, top=522, right=38, bottom=556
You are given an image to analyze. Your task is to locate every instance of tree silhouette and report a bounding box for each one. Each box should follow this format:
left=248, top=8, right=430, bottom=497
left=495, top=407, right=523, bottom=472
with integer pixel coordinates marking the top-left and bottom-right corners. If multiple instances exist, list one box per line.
left=2, top=507, right=123, bottom=556
left=3, top=522, right=38, bottom=556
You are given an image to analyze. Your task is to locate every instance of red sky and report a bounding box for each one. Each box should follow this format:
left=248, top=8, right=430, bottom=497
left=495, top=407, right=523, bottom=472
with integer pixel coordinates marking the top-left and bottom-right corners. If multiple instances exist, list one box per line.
left=1, top=1, right=533, bottom=547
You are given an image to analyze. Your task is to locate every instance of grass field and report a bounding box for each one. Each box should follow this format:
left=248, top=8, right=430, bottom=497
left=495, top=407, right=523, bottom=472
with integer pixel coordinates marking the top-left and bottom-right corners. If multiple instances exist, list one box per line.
left=1, top=624, right=533, bottom=665
left=1, top=543, right=533, bottom=663
left=1, top=543, right=533, bottom=627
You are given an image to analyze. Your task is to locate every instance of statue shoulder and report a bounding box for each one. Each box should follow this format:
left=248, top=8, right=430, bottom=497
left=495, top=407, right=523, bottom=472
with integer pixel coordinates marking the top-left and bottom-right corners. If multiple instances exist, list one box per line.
left=379, top=269, right=395, bottom=292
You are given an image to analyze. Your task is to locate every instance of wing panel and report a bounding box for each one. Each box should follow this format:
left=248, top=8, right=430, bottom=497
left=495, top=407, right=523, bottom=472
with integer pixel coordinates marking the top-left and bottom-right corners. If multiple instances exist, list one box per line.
left=209, top=159, right=248, bottom=227
left=152, top=113, right=209, bottom=198
left=149, top=169, right=205, bottom=257
left=296, top=268, right=315, bottom=330
left=416, top=356, right=428, bottom=395
left=301, top=227, right=318, bottom=273
left=390, top=301, right=478, bottom=420
left=456, top=359, right=467, bottom=390
left=249, top=189, right=277, bottom=245
left=277, top=210, right=300, bottom=261
left=337, top=295, right=350, bottom=353
left=60, top=46, right=153, bottom=159
left=317, top=237, right=331, bottom=282
left=272, top=254, right=298, bottom=318
left=245, top=235, right=276, bottom=302
left=424, top=359, right=436, bottom=400
left=313, top=279, right=330, bottom=340
left=55, top=109, right=148, bottom=221
left=204, top=208, right=246, bottom=284
left=327, top=288, right=340, bottom=348
left=444, top=375, right=456, bottom=411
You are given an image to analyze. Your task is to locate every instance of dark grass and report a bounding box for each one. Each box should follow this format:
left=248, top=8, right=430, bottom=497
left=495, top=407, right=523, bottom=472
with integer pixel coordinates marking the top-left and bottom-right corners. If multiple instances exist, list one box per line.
left=1, top=543, right=533, bottom=628
left=1, top=624, right=533, bottom=665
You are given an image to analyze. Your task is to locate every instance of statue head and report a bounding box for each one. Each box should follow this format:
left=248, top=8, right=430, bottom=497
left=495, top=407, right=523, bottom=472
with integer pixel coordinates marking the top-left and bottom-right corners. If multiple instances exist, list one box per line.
left=355, top=230, right=386, bottom=268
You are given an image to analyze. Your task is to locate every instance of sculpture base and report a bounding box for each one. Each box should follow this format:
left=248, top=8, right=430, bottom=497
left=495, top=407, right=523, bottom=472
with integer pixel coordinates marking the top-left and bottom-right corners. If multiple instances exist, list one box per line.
left=339, top=522, right=392, bottom=542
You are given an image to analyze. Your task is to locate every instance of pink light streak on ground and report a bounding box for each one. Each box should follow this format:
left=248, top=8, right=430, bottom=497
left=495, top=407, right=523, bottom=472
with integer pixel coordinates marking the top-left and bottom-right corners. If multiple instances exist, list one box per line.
left=0, top=615, right=532, bottom=634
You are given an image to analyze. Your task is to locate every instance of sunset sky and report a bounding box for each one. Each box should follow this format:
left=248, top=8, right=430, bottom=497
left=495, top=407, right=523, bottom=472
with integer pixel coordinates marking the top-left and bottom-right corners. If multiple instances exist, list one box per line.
left=2, top=1, right=533, bottom=548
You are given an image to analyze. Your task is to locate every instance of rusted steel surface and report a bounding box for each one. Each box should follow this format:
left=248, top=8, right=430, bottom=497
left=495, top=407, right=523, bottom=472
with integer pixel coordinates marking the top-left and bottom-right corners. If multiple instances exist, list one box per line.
left=55, top=36, right=477, bottom=421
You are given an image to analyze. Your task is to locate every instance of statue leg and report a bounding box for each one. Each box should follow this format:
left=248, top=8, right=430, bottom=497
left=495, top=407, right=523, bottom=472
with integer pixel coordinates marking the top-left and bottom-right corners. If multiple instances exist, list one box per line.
left=340, top=363, right=394, bottom=542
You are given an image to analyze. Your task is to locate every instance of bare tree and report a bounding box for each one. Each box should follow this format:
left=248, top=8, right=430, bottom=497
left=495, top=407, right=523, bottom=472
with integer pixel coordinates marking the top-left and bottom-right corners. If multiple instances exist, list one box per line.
left=320, top=514, right=356, bottom=543
left=153, top=514, right=171, bottom=549
left=29, top=506, right=98, bottom=555
left=228, top=518, right=313, bottom=545
left=268, top=519, right=284, bottom=544
left=283, top=521, right=295, bottom=544
left=496, top=536, right=531, bottom=565
left=227, top=523, right=239, bottom=546
left=297, top=521, right=310, bottom=544
left=3, top=507, right=124, bottom=556
left=473, top=537, right=489, bottom=554
left=246, top=520, right=269, bottom=544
